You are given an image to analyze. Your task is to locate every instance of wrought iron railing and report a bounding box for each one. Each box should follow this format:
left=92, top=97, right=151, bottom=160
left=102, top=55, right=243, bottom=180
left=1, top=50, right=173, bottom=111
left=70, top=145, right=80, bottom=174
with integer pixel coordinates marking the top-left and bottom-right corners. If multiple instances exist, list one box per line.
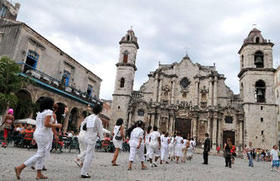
left=17, top=62, right=100, bottom=104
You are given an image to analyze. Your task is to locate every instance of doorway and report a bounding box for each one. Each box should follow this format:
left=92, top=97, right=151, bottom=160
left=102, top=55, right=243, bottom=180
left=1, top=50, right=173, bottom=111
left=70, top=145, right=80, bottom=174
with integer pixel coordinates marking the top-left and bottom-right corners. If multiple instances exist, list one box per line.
left=223, top=130, right=235, bottom=147
left=175, top=118, right=191, bottom=138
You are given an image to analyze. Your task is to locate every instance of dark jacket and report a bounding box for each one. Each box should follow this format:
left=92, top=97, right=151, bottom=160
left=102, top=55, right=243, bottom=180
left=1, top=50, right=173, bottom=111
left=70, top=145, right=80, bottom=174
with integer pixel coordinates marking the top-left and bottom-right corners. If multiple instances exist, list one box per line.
left=204, top=138, right=211, bottom=152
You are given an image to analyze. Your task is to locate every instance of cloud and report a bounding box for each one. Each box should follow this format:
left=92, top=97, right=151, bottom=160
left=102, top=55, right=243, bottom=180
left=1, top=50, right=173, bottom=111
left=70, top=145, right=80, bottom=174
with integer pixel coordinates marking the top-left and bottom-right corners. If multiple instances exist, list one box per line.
left=15, top=0, right=280, bottom=99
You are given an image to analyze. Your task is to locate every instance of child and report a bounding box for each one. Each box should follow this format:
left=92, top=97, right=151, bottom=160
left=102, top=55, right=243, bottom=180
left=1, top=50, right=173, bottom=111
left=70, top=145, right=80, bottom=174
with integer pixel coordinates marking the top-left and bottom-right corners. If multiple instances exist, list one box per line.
left=174, top=133, right=184, bottom=164
left=270, top=145, right=279, bottom=171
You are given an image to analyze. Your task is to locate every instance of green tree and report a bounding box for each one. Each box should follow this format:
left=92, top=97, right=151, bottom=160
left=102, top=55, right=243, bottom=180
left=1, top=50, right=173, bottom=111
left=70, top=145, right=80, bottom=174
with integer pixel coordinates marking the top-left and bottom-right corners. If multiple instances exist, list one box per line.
left=0, top=56, right=25, bottom=114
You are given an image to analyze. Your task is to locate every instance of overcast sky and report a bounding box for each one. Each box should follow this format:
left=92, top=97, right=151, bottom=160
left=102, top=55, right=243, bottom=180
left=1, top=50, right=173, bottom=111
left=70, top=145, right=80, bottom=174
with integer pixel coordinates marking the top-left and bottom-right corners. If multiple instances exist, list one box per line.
left=15, top=0, right=280, bottom=100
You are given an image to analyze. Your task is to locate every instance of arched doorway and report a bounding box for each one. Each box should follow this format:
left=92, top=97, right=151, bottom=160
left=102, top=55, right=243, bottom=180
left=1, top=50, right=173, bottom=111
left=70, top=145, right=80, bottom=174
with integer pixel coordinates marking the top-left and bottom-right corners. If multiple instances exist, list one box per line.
left=223, top=130, right=235, bottom=147
left=33, top=96, right=52, bottom=119
left=68, top=107, right=78, bottom=132
left=56, top=102, right=66, bottom=124
left=14, top=90, right=33, bottom=119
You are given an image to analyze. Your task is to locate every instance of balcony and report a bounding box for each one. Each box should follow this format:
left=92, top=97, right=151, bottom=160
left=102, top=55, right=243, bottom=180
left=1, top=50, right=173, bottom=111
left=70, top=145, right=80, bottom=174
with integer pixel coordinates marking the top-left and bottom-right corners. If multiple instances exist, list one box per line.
left=18, top=62, right=101, bottom=106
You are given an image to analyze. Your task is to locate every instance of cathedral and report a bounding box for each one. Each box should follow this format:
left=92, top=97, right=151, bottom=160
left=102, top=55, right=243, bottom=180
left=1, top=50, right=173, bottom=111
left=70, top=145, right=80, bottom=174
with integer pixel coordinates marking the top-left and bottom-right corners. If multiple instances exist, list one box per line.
left=111, top=28, right=279, bottom=150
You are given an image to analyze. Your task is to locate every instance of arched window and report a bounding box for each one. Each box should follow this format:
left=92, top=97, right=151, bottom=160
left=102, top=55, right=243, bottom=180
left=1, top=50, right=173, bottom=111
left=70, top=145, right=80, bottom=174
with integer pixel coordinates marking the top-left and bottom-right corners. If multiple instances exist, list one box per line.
left=127, top=35, right=130, bottom=41
left=123, top=51, right=128, bottom=63
left=256, top=37, right=260, bottom=43
left=240, top=83, right=244, bottom=98
left=120, top=77, right=125, bottom=88
left=138, top=109, right=145, bottom=116
left=255, top=80, right=266, bottom=103
left=241, top=55, right=244, bottom=68
left=254, top=51, right=264, bottom=68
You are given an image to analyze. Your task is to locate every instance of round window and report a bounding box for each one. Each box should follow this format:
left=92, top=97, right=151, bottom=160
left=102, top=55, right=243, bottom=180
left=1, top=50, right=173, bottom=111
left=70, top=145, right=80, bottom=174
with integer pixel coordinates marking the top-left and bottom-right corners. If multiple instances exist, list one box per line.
left=180, top=77, right=190, bottom=89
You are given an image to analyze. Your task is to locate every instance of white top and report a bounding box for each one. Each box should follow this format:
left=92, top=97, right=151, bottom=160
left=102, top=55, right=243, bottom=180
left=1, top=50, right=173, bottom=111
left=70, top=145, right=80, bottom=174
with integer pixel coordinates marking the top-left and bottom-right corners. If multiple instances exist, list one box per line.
left=161, top=136, right=169, bottom=147
left=85, top=114, right=103, bottom=140
left=175, top=136, right=183, bottom=146
left=129, top=127, right=144, bottom=147
left=145, top=132, right=151, bottom=144
left=270, top=149, right=279, bottom=161
left=150, top=131, right=161, bottom=143
left=113, top=125, right=121, bottom=139
left=34, top=109, right=54, bottom=140
left=183, top=139, right=188, bottom=147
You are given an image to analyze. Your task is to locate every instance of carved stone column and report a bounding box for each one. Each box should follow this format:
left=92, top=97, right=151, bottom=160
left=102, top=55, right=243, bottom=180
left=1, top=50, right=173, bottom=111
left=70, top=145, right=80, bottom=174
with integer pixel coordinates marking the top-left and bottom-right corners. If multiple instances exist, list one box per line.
left=208, top=78, right=213, bottom=106
left=158, top=78, right=163, bottom=102
left=212, top=116, right=217, bottom=149
left=171, top=79, right=176, bottom=104
left=213, top=76, right=218, bottom=106
left=195, top=80, right=199, bottom=106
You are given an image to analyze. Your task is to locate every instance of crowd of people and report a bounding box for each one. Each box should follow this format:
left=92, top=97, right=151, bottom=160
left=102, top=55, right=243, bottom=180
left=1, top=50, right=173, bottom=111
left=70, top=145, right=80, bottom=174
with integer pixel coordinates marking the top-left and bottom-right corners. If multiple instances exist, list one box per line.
left=1, top=99, right=280, bottom=179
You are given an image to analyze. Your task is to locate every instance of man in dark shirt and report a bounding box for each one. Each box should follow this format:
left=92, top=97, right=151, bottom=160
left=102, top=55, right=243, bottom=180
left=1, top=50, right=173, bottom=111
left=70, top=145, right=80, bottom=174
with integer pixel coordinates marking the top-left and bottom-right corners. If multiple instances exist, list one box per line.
left=203, top=133, right=211, bottom=164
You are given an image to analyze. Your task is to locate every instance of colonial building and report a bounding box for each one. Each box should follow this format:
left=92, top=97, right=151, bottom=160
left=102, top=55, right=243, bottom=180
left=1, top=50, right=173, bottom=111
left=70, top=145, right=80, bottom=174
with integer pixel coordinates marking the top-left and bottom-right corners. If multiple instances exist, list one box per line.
left=111, top=28, right=279, bottom=150
left=0, top=1, right=103, bottom=132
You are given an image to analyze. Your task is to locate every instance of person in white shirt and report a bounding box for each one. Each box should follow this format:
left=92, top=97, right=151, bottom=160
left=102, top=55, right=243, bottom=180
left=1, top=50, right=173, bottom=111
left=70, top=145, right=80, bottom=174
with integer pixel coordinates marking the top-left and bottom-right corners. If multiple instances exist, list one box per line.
left=168, top=135, right=175, bottom=161
left=145, top=126, right=152, bottom=161
left=149, top=126, right=161, bottom=167
left=174, top=133, right=184, bottom=164
left=15, top=97, right=62, bottom=180
left=160, top=132, right=170, bottom=164
left=270, top=145, right=279, bottom=171
left=80, top=104, right=103, bottom=178
left=127, top=120, right=147, bottom=170
left=112, top=118, right=124, bottom=166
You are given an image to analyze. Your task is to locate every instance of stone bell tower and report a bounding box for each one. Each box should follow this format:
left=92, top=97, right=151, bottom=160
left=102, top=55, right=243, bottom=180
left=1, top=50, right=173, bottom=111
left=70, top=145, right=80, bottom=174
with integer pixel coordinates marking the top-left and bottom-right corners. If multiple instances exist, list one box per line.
left=238, top=28, right=278, bottom=149
left=111, top=29, right=139, bottom=128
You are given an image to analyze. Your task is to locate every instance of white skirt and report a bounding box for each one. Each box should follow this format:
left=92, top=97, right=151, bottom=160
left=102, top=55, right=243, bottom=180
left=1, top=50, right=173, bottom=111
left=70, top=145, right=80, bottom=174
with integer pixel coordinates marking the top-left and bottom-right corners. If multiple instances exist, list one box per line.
left=175, top=145, right=182, bottom=157
left=113, top=139, right=123, bottom=149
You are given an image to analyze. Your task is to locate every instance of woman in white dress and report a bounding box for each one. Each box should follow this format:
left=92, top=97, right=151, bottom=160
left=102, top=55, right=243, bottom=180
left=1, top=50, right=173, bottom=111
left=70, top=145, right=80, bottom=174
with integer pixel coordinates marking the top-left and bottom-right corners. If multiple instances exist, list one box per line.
left=15, top=97, right=62, bottom=180
left=160, top=132, right=170, bottom=164
left=168, top=135, right=175, bottom=161
left=127, top=120, right=147, bottom=170
left=112, top=118, right=124, bottom=166
left=174, top=133, right=184, bottom=164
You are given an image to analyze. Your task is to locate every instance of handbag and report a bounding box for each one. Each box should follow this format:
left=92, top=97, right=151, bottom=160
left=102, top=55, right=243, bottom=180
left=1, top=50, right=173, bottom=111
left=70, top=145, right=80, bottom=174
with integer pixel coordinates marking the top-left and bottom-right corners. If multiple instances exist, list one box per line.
left=115, top=127, right=122, bottom=140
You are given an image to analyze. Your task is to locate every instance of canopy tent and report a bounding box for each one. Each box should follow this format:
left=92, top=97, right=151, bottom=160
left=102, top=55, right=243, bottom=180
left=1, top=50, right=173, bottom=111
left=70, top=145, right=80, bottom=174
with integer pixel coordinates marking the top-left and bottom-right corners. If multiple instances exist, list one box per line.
left=15, top=118, right=36, bottom=125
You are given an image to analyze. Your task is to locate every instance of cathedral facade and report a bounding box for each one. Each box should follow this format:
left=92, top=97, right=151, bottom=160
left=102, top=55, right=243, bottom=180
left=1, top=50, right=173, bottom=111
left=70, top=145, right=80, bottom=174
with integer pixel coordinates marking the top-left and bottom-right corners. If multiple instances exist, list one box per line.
left=111, top=28, right=279, bottom=150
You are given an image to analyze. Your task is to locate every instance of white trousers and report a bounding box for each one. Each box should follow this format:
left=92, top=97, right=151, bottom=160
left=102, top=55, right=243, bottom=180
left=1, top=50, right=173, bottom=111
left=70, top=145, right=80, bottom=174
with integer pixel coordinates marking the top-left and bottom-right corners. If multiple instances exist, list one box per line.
left=24, top=136, right=51, bottom=170
left=149, top=146, right=160, bottom=159
left=80, top=136, right=96, bottom=176
left=161, top=145, right=169, bottom=161
left=145, top=144, right=151, bottom=157
left=77, top=134, right=87, bottom=162
left=129, top=145, right=144, bottom=162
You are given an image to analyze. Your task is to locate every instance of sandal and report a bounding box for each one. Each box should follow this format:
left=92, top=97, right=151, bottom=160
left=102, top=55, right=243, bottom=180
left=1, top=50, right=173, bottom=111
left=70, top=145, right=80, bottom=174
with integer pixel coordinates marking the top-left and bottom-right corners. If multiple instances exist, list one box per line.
left=14, top=167, right=20, bottom=180
left=74, top=160, right=81, bottom=168
left=36, top=175, right=48, bottom=180
left=141, top=166, right=147, bottom=170
left=112, top=163, right=119, bottom=166
left=127, top=167, right=132, bottom=171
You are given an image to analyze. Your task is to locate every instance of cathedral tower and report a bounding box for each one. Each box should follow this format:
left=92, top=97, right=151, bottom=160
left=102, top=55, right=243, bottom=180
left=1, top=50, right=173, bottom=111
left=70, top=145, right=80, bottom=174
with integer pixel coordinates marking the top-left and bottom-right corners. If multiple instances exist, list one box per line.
left=238, top=28, right=278, bottom=148
left=111, top=29, right=139, bottom=128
